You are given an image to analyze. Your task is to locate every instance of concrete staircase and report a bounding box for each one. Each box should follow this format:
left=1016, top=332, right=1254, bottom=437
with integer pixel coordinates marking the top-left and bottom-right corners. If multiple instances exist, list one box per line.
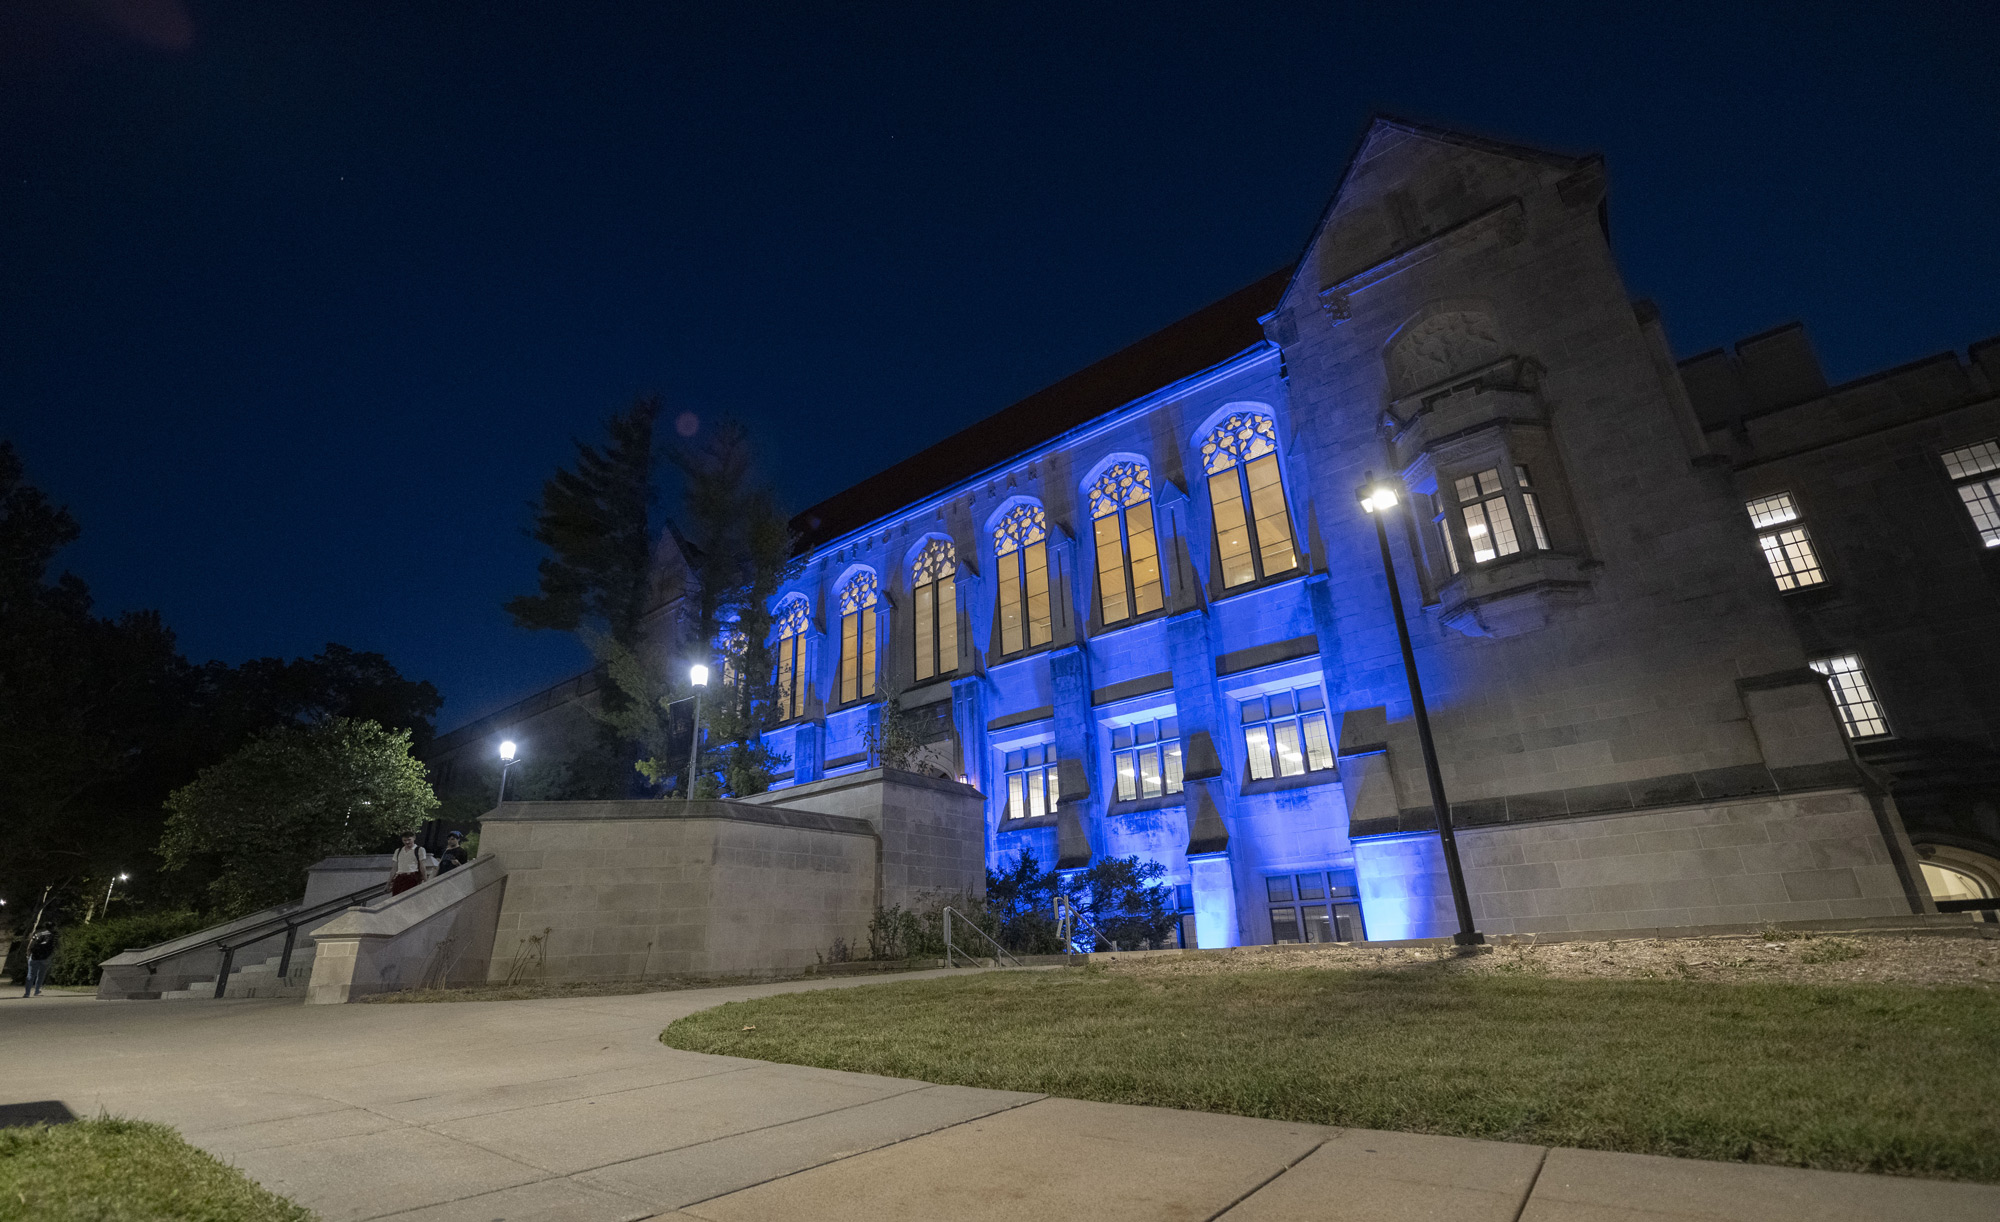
left=160, top=948, right=317, bottom=1000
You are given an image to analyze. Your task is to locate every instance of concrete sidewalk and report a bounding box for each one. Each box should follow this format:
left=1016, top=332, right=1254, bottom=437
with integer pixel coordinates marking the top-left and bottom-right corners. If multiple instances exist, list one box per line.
left=2, top=975, right=1995, bottom=1222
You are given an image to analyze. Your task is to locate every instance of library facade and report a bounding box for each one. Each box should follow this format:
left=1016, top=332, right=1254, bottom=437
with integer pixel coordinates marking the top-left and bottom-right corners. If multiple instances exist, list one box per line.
left=434, top=118, right=2000, bottom=947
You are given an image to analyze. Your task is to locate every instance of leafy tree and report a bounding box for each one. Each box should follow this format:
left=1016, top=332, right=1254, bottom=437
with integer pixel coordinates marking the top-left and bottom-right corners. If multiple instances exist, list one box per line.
left=983, top=850, right=1176, bottom=952
left=0, top=442, right=194, bottom=921
left=195, top=644, right=443, bottom=755
left=159, top=718, right=439, bottom=915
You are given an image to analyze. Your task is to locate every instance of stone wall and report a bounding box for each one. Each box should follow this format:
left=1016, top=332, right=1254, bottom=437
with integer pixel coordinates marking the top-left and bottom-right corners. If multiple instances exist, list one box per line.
left=1353, top=788, right=1923, bottom=939
left=741, top=767, right=988, bottom=909
left=305, top=855, right=507, bottom=1004
left=480, top=801, right=877, bottom=981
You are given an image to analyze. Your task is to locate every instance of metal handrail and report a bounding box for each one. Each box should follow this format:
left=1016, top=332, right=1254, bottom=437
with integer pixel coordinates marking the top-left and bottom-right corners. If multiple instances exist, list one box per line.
left=212, top=880, right=393, bottom=998
left=941, top=906, right=1023, bottom=969
left=1054, top=894, right=1110, bottom=955
left=119, top=880, right=390, bottom=998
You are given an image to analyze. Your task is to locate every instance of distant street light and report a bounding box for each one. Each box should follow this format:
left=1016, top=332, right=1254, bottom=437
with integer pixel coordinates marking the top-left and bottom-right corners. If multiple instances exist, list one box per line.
left=104, top=873, right=129, bottom=914
left=687, top=665, right=709, bottom=802
left=496, top=740, right=519, bottom=808
left=1358, top=474, right=1483, bottom=947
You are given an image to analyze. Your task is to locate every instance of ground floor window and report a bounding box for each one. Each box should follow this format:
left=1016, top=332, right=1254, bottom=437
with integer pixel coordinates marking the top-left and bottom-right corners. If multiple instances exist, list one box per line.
left=1003, top=745, right=1059, bottom=820
left=1267, top=870, right=1363, bottom=944
left=1112, top=716, right=1184, bottom=800
left=1241, top=687, right=1335, bottom=780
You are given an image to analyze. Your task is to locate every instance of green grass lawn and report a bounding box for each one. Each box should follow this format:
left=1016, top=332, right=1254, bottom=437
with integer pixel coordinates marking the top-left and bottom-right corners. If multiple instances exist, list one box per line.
left=0, top=1117, right=314, bottom=1222
left=662, top=966, right=2000, bottom=1182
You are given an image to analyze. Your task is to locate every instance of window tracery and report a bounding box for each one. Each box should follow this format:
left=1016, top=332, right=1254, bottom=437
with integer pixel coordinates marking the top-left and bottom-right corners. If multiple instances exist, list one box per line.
left=1199, top=414, right=1298, bottom=588
left=911, top=538, right=958, bottom=682
left=1087, top=461, right=1164, bottom=624
left=837, top=571, right=879, bottom=704
left=774, top=597, right=809, bottom=721
left=993, top=504, right=1052, bottom=654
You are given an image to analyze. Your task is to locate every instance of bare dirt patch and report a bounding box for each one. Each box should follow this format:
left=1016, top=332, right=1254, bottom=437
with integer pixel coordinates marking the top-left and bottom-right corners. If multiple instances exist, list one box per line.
left=1102, top=929, right=2000, bottom=988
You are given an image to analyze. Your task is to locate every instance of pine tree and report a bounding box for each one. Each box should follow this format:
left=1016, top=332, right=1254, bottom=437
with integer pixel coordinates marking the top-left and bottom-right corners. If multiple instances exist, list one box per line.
left=505, top=399, right=662, bottom=796
left=637, top=422, right=793, bottom=796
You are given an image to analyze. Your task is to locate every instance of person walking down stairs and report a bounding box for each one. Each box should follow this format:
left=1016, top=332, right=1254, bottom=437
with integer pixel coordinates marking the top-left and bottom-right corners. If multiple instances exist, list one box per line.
left=389, top=833, right=435, bottom=897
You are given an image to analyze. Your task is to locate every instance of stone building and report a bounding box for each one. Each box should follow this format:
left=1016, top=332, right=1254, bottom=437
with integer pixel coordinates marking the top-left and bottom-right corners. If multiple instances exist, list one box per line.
left=441, top=117, right=1998, bottom=946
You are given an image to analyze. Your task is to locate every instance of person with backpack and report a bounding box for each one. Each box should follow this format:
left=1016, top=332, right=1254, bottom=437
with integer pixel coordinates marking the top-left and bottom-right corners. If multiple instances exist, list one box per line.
left=389, top=832, right=435, bottom=896
left=22, top=925, right=57, bottom=997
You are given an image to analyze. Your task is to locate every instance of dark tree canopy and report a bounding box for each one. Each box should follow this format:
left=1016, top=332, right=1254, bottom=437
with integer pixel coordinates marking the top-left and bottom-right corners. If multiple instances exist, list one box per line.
left=0, top=441, right=442, bottom=924
left=506, top=396, right=659, bottom=653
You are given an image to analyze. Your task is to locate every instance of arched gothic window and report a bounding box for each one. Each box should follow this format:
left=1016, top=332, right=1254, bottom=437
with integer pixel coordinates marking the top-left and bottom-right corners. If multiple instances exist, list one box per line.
left=837, top=571, right=879, bottom=704
left=911, top=539, right=958, bottom=682
left=774, top=598, right=809, bottom=721
left=1087, top=462, right=1164, bottom=625
left=1200, top=413, right=1299, bottom=588
left=993, top=504, right=1052, bottom=654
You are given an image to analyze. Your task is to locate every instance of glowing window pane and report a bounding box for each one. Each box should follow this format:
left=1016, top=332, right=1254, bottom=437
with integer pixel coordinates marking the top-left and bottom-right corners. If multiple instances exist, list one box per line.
left=1941, top=439, right=2000, bottom=480
left=1523, top=491, right=1551, bottom=550
left=911, top=538, right=957, bottom=681
left=1095, top=512, right=1129, bottom=624
left=1745, top=492, right=1799, bottom=529
left=1116, top=751, right=1137, bottom=801
left=1302, top=713, right=1334, bottom=772
left=1008, top=774, right=1025, bottom=820
left=1126, top=500, right=1164, bottom=616
left=1023, top=542, right=1051, bottom=646
left=1163, top=741, right=1183, bottom=794
left=1244, top=724, right=1274, bottom=780
left=1921, top=862, right=1992, bottom=902
left=775, top=598, right=810, bottom=720
left=1956, top=478, right=2000, bottom=546
left=1208, top=469, right=1255, bottom=588
left=836, top=572, right=878, bottom=704
left=1760, top=526, right=1825, bottom=590
left=1809, top=654, right=1890, bottom=738
left=1246, top=454, right=1298, bottom=575
left=1139, top=747, right=1163, bottom=798
left=1273, top=721, right=1306, bottom=777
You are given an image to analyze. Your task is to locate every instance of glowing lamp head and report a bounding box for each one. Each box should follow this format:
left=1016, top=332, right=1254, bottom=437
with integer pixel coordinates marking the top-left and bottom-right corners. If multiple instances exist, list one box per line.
left=1357, top=484, right=1399, bottom=514
left=690, top=664, right=710, bottom=688
left=498, top=740, right=517, bottom=763
left=118, top=873, right=129, bottom=881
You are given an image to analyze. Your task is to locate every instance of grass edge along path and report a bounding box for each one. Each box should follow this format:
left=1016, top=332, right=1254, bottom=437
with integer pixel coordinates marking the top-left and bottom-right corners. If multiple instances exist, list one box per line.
left=0, top=1116, right=316, bottom=1222
left=661, top=966, right=2000, bottom=1183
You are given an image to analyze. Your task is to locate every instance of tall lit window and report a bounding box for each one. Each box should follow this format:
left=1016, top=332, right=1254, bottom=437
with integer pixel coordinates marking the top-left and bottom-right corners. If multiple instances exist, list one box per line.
left=1241, top=686, right=1335, bottom=781
left=1746, top=492, right=1825, bottom=591
left=1200, top=413, right=1298, bottom=588
left=774, top=598, right=809, bottom=721
left=1111, top=715, right=1183, bottom=801
left=1003, top=745, right=1059, bottom=820
left=1430, top=492, right=1460, bottom=575
left=1940, top=439, right=2000, bottom=547
left=1809, top=654, right=1890, bottom=739
left=1088, top=462, right=1164, bottom=625
left=1515, top=465, right=1552, bottom=550
left=1455, top=469, right=1520, bottom=563
left=911, top=538, right=958, bottom=682
left=994, top=503, right=1052, bottom=654
left=837, top=571, right=878, bottom=704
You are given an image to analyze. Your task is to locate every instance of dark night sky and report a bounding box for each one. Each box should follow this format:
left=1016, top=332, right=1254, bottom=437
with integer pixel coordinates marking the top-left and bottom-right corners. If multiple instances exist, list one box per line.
left=3, top=2, right=1996, bottom=732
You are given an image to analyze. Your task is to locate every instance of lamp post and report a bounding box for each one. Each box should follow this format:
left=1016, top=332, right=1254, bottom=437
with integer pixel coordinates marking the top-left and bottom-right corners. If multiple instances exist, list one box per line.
left=1358, top=475, right=1483, bottom=947
left=686, top=664, right=709, bottom=801
left=100, top=873, right=129, bottom=919
left=496, top=740, right=519, bottom=808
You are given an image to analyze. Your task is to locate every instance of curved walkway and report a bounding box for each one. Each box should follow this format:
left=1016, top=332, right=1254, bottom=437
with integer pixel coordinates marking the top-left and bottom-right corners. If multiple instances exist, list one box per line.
left=3, top=974, right=1997, bottom=1222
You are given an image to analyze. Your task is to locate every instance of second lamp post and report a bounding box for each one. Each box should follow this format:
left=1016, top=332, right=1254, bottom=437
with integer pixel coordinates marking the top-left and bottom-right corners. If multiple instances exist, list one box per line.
left=1358, top=475, right=1483, bottom=947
